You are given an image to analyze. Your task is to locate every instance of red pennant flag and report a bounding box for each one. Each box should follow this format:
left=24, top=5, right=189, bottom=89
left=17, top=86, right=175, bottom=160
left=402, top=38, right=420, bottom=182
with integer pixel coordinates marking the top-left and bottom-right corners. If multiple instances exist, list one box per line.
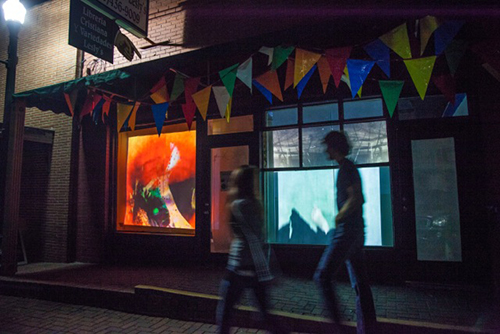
left=284, top=59, right=294, bottom=90
left=432, top=74, right=456, bottom=105
left=64, top=90, right=77, bottom=117
left=101, top=95, right=113, bottom=123
left=184, top=77, right=201, bottom=104
left=182, top=103, right=197, bottom=130
left=325, top=46, right=352, bottom=88
left=80, top=91, right=100, bottom=120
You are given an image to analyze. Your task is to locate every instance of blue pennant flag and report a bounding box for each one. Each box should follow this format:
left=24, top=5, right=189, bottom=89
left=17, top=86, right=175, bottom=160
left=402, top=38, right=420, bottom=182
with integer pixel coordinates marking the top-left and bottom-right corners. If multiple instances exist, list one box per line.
left=442, top=93, right=467, bottom=117
left=92, top=97, right=105, bottom=124
left=347, top=60, right=375, bottom=99
left=297, top=65, right=317, bottom=99
left=364, top=39, right=391, bottom=77
left=151, top=102, right=169, bottom=136
left=253, top=80, right=273, bottom=104
left=435, top=21, right=464, bottom=55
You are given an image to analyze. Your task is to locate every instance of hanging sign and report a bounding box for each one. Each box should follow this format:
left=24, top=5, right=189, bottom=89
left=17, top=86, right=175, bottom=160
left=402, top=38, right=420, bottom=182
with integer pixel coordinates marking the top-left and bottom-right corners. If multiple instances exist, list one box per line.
left=82, top=0, right=149, bottom=38
left=69, top=0, right=118, bottom=63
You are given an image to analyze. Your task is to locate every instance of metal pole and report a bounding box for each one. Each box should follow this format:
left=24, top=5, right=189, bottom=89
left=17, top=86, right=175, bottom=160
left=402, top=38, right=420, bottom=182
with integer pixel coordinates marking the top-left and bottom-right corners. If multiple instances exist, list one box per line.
left=0, top=21, right=22, bottom=276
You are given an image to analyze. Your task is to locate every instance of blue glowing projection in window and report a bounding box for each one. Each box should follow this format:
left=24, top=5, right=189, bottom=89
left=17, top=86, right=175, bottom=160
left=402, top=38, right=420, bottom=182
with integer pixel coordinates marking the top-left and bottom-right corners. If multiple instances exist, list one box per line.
left=266, top=167, right=393, bottom=246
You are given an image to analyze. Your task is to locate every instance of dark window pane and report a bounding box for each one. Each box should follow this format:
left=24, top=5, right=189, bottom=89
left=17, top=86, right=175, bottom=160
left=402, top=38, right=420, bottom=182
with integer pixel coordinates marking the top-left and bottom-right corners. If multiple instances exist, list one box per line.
left=344, top=121, right=389, bottom=164
left=344, top=99, right=383, bottom=119
left=302, top=125, right=339, bottom=167
left=399, top=94, right=469, bottom=120
left=303, top=103, right=339, bottom=123
left=265, top=107, right=298, bottom=127
left=263, top=129, right=299, bottom=168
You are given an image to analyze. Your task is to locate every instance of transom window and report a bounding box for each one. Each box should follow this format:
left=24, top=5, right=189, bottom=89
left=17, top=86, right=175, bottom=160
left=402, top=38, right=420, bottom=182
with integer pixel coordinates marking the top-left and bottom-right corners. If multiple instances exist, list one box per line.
left=262, top=99, right=394, bottom=247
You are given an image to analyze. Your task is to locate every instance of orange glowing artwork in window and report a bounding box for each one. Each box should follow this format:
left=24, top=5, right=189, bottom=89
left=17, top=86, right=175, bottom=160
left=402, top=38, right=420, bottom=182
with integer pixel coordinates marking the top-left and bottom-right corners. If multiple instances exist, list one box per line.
left=124, top=131, right=196, bottom=229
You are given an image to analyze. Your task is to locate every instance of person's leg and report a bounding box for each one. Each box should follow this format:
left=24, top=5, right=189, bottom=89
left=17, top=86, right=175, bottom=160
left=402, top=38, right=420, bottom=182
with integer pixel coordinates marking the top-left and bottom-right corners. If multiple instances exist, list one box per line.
left=216, top=275, right=244, bottom=334
left=313, top=226, right=353, bottom=326
left=346, top=235, right=377, bottom=334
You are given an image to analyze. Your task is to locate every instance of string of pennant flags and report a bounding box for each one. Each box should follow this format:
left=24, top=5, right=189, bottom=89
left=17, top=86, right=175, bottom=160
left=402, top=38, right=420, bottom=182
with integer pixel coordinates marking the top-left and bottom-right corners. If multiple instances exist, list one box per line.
left=63, top=16, right=494, bottom=136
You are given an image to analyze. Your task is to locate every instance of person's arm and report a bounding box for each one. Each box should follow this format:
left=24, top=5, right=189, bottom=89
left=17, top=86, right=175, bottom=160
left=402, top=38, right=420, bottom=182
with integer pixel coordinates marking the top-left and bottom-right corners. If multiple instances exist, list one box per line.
left=335, top=182, right=363, bottom=226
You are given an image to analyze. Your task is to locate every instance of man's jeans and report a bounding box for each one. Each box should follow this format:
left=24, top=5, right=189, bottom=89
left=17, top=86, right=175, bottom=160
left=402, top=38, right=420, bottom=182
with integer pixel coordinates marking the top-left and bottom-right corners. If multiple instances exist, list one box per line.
left=314, top=225, right=377, bottom=334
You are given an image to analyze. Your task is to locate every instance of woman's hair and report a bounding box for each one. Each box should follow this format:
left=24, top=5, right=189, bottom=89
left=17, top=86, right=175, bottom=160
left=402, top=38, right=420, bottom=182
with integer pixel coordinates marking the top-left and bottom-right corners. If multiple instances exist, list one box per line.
left=227, top=165, right=259, bottom=201
left=323, top=130, right=351, bottom=156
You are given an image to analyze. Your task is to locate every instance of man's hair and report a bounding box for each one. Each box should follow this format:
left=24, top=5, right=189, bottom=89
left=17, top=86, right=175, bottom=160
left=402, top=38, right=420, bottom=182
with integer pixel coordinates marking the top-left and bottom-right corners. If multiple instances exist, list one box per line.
left=323, top=131, right=351, bottom=156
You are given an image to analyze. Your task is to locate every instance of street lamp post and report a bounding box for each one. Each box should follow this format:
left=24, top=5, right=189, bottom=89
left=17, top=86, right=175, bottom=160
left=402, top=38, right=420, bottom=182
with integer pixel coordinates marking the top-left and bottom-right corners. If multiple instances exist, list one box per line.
left=0, top=0, right=26, bottom=275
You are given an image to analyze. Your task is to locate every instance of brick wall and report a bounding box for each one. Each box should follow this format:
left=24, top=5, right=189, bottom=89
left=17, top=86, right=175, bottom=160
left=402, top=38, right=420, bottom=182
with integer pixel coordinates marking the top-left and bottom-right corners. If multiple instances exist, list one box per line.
left=0, top=0, right=77, bottom=262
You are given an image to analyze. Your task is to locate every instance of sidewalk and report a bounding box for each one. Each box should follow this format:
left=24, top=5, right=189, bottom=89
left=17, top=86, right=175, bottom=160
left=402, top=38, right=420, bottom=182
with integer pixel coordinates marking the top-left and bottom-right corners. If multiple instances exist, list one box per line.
left=0, top=262, right=499, bottom=333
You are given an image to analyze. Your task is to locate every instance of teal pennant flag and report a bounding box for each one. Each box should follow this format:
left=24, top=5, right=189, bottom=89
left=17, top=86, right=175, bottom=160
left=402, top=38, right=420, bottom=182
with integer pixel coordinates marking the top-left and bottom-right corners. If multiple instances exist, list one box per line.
left=219, top=63, right=239, bottom=97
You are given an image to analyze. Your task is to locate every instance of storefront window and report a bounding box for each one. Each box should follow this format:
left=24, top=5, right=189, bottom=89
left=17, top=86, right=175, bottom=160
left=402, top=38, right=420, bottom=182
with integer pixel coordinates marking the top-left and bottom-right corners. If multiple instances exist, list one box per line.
left=263, top=99, right=393, bottom=247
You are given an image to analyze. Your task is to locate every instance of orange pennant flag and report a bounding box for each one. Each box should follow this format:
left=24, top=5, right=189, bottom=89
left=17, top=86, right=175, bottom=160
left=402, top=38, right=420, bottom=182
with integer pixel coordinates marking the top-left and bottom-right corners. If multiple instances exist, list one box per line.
left=255, top=70, right=283, bottom=102
left=294, top=49, right=321, bottom=88
left=317, top=56, right=332, bottom=94
left=101, top=95, right=113, bottom=123
left=192, top=85, right=212, bottom=121
left=128, top=102, right=140, bottom=131
left=380, top=23, right=412, bottom=59
left=284, top=59, right=294, bottom=90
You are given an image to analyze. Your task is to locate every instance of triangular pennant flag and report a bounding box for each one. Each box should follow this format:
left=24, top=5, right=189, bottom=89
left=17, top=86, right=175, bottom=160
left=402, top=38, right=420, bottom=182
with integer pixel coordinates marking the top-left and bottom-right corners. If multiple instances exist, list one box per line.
left=404, top=56, right=437, bottom=100
left=284, top=58, right=294, bottom=90
left=364, top=39, right=391, bottom=77
left=101, top=95, right=113, bottom=123
left=346, top=60, right=375, bottom=99
left=297, top=65, right=317, bottom=99
left=342, top=66, right=363, bottom=98
left=117, top=103, right=134, bottom=132
left=182, top=102, right=197, bottom=130
left=294, top=49, right=321, bottom=88
left=80, top=91, right=101, bottom=120
left=253, top=80, right=273, bottom=104
left=272, top=46, right=295, bottom=70
left=170, top=73, right=185, bottom=101
left=445, top=40, right=468, bottom=76
left=151, top=102, right=169, bottom=136
left=379, top=23, right=412, bottom=59
left=150, top=76, right=170, bottom=103
left=237, top=58, right=253, bottom=93
left=420, top=16, right=441, bottom=55
left=92, top=97, right=105, bottom=124
left=212, top=86, right=231, bottom=118
left=184, top=77, right=200, bottom=104
left=192, top=85, right=212, bottom=121
left=259, top=46, right=274, bottom=66
left=442, top=93, right=467, bottom=117
left=255, top=70, right=283, bottom=101
left=434, top=21, right=464, bottom=55
left=379, top=80, right=404, bottom=117
left=432, top=73, right=456, bottom=105
left=64, top=90, right=78, bottom=117
left=219, top=63, right=239, bottom=97
left=225, top=97, right=232, bottom=123
left=128, top=102, right=140, bottom=131
left=317, top=56, right=332, bottom=94
left=325, top=46, right=352, bottom=88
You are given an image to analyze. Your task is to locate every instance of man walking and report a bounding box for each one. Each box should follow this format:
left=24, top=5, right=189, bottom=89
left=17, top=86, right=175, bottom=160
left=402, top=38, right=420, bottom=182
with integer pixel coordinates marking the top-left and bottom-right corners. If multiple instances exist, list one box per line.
left=314, top=131, right=377, bottom=334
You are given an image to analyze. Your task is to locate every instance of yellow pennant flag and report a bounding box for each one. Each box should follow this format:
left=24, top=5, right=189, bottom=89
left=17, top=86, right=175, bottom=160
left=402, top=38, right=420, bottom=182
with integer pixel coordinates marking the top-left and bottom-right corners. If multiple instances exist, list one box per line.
left=225, top=97, right=232, bottom=123
left=294, top=49, right=321, bottom=88
left=192, top=85, right=212, bottom=121
left=128, top=102, right=140, bottom=131
left=117, top=103, right=133, bottom=132
left=404, top=56, right=437, bottom=100
left=150, top=84, right=169, bottom=104
left=420, top=16, right=440, bottom=55
left=380, top=23, right=412, bottom=59
left=317, top=56, right=332, bottom=94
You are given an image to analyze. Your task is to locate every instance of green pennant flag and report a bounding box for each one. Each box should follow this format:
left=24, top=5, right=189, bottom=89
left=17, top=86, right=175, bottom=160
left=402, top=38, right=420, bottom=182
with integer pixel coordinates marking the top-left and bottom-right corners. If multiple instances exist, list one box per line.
left=404, top=56, right=436, bottom=100
left=170, top=74, right=185, bottom=101
left=379, top=80, right=404, bottom=117
left=445, top=40, right=468, bottom=76
left=219, top=63, right=239, bottom=97
left=272, top=46, right=295, bottom=70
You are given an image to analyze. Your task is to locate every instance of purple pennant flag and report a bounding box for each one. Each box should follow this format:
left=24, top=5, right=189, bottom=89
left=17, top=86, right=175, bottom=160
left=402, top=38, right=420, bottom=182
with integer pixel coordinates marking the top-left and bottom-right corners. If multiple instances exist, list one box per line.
left=434, top=21, right=464, bottom=55
left=253, top=80, right=273, bottom=104
left=346, top=60, right=375, bottom=99
left=297, top=65, right=317, bottom=99
left=364, top=39, right=391, bottom=77
left=151, top=102, right=169, bottom=136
